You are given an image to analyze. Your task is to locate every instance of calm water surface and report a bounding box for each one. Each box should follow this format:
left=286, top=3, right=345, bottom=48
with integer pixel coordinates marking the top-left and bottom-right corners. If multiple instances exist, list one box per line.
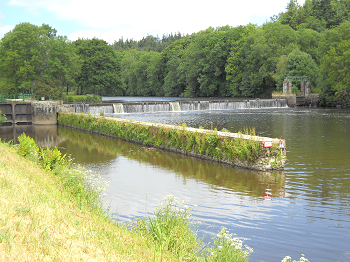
left=1, top=107, right=349, bottom=262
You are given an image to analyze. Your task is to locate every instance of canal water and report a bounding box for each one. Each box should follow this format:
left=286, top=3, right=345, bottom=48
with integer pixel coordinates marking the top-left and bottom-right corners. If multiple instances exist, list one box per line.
left=1, top=106, right=350, bottom=262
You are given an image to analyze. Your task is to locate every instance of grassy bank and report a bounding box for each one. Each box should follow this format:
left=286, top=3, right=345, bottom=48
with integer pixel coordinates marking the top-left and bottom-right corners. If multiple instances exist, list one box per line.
left=0, top=136, right=253, bottom=261
left=0, top=140, right=176, bottom=261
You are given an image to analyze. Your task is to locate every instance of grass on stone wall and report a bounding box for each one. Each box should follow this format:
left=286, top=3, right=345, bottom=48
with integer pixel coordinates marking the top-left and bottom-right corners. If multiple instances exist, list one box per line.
left=58, top=113, right=262, bottom=166
left=64, top=94, right=102, bottom=103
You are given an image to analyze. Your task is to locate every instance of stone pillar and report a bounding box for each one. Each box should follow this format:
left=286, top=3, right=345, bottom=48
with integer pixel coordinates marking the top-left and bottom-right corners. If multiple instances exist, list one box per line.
left=283, top=79, right=292, bottom=94
left=301, top=81, right=311, bottom=96
left=31, top=101, right=57, bottom=125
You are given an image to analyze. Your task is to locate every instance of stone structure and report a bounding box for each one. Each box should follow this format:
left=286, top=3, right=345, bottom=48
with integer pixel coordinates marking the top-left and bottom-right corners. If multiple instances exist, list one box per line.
left=272, top=94, right=320, bottom=107
left=283, top=79, right=292, bottom=94
left=59, top=113, right=287, bottom=171
left=31, top=101, right=58, bottom=125
left=301, top=80, right=310, bottom=95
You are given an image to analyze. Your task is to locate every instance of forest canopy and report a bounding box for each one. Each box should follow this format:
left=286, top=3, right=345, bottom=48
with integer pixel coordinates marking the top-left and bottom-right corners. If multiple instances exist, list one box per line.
left=0, top=0, right=349, bottom=105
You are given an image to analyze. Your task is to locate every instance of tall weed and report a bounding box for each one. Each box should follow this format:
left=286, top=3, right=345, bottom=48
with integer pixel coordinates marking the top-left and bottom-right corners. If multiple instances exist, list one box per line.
left=17, top=133, right=39, bottom=162
left=39, top=146, right=68, bottom=172
left=17, top=134, right=106, bottom=210
left=132, top=196, right=252, bottom=261
left=134, top=195, right=200, bottom=260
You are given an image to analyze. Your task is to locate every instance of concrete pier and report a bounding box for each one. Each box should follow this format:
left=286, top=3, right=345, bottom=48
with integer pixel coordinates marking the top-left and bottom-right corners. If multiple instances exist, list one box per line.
left=31, top=101, right=58, bottom=125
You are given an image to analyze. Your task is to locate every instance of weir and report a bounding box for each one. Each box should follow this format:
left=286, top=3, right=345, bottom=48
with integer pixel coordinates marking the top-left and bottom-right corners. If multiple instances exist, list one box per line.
left=68, top=99, right=288, bottom=115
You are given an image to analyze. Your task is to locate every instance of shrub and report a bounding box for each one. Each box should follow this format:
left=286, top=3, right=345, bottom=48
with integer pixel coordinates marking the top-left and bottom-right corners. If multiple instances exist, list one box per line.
left=39, top=146, right=68, bottom=172
left=17, top=133, right=39, bottom=161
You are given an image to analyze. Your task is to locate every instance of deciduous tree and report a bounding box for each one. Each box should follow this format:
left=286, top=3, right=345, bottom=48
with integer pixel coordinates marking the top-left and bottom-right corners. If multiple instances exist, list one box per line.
left=74, top=38, right=125, bottom=96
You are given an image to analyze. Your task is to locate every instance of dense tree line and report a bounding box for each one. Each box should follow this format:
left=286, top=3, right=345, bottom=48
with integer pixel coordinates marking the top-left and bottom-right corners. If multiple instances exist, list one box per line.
left=112, top=32, right=183, bottom=52
left=118, top=0, right=350, bottom=105
left=0, top=0, right=349, bottom=105
left=0, top=23, right=125, bottom=99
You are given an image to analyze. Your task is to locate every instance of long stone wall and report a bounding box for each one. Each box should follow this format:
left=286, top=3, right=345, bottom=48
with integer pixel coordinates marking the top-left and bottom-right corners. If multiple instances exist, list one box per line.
left=58, top=113, right=287, bottom=171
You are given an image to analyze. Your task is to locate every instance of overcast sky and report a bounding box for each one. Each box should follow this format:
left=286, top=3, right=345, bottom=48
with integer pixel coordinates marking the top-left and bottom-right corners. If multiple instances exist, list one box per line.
left=0, top=0, right=305, bottom=44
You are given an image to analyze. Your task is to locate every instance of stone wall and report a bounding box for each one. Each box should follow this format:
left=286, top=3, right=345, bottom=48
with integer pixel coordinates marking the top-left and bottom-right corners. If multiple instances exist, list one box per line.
left=305, top=94, right=321, bottom=107
left=31, top=101, right=58, bottom=125
left=272, top=94, right=321, bottom=107
left=272, top=94, right=296, bottom=107
left=58, top=113, right=287, bottom=171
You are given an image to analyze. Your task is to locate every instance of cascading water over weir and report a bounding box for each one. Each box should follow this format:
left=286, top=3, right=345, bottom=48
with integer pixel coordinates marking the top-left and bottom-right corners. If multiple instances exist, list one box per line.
left=70, top=99, right=288, bottom=115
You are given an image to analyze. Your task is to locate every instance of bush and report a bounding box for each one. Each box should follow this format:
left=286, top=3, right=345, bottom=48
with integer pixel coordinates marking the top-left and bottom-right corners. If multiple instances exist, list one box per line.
left=58, top=113, right=262, bottom=165
left=17, top=133, right=39, bottom=162
left=39, top=146, right=68, bottom=172
left=130, top=195, right=253, bottom=261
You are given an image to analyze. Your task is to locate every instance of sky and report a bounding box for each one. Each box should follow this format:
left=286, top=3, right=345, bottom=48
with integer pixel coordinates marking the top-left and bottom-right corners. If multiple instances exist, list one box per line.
left=0, top=0, right=305, bottom=44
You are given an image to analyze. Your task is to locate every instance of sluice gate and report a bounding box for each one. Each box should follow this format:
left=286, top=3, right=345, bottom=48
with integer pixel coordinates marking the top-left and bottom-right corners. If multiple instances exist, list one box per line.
left=0, top=101, right=58, bottom=126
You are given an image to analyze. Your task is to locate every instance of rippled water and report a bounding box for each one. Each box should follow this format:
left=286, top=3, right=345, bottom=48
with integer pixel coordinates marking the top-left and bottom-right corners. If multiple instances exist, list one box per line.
left=1, top=107, right=349, bottom=262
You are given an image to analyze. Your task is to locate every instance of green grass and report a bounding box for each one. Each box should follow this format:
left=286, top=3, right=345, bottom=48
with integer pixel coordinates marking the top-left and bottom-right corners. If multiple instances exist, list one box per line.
left=0, top=139, right=174, bottom=261
left=65, top=94, right=102, bottom=102
left=58, top=113, right=263, bottom=166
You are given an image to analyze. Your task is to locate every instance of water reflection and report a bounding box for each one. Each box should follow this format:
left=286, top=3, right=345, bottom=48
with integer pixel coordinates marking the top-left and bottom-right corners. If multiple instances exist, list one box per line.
left=0, top=124, right=58, bottom=148
left=57, top=126, right=285, bottom=199
left=1, top=107, right=350, bottom=262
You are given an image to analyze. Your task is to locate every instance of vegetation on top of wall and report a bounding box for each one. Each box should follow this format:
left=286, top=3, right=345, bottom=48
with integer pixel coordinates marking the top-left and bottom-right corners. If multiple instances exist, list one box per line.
left=65, top=94, right=102, bottom=102
left=58, top=113, right=263, bottom=166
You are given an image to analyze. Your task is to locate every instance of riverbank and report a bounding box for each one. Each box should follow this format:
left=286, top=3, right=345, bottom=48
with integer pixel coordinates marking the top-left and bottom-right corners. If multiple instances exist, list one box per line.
left=0, top=138, right=253, bottom=261
left=0, top=141, right=174, bottom=261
